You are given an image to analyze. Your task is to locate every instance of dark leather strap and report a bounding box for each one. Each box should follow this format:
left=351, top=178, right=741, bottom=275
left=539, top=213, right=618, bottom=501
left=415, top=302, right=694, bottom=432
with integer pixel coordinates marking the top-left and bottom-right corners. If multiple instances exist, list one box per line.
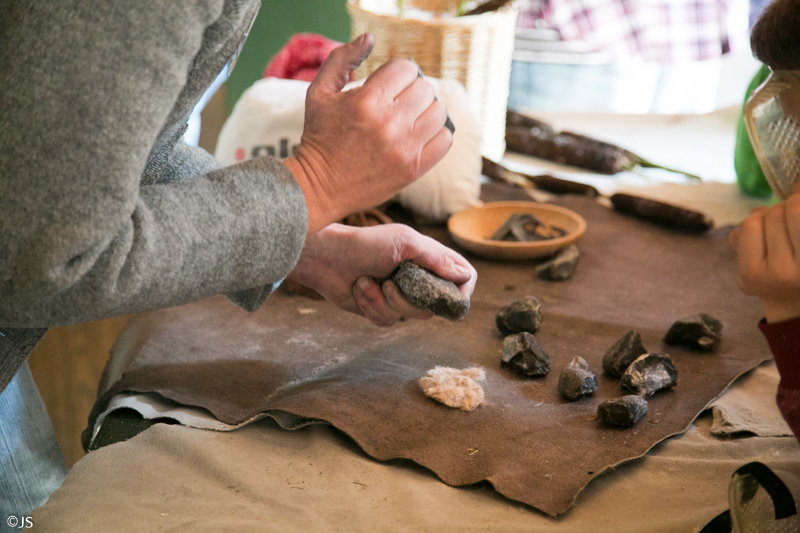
left=700, top=462, right=797, bottom=533
left=735, top=462, right=797, bottom=520
left=699, top=510, right=731, bottom=533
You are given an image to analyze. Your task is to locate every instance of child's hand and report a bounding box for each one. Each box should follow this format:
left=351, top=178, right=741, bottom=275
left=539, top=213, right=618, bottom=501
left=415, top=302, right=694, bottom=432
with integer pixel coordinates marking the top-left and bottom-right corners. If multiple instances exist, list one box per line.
left=730, top=188, right=800, bottom=323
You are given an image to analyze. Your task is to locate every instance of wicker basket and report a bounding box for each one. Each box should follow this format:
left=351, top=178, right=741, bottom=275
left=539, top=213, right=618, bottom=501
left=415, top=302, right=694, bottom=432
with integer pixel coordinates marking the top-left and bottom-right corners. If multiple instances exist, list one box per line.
left=348, top=0, right=519, bottom=159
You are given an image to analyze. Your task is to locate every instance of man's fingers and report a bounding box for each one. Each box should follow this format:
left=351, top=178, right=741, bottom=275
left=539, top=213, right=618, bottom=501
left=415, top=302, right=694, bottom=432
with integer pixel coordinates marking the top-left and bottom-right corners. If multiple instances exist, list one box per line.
left=394, top=77, right=437, bottom=121
left=336, top=295, right=365, bottom=318
left=456, top=262, right=479, bottom=298
left=353, top=276, right=400, bottom=327
left=417, top=126, right=454, bottom=178
left=413, top=98, right=449, bottom=146
left=309, top=33, right=374, bottom=98
left=393, top=230, right=477, bottom=298
left=381, top=281, right=434, bottom=320
left=362, top=58, right=420, bottom=100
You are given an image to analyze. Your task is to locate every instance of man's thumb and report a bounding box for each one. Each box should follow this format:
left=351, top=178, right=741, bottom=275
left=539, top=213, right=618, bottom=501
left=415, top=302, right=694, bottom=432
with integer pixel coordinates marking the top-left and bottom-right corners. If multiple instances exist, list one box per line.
left=310, top=33, right=374, bottom=96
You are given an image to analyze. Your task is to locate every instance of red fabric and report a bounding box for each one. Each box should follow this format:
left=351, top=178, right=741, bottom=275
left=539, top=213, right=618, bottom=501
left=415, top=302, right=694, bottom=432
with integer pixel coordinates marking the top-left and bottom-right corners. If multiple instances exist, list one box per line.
left=759, top=316, right=800, bottom=441
left=263, top=33, right=343, bottom=82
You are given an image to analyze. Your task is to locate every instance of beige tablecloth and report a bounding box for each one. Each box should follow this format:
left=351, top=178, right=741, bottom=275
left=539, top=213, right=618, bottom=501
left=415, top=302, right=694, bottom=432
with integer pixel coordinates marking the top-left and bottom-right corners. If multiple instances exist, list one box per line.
left=33, top=364, right=800, bottom=532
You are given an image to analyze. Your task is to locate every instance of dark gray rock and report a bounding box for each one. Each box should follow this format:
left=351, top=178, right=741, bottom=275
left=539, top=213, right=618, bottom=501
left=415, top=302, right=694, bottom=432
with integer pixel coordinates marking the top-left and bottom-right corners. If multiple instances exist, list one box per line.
left=621, top=353, right=678, bottom=396
left=602, top=330, right=648, bottom=378
left=598, top=395, right=649, bottom=428
left=558, top=356, right=598, bottom=401
left=496, top=297, right=544, bottom=336
left=663, top=313, right=722, bottom=351
left=501, top=332, right=551, bottom=377
left=536, top=245, right=580, bottom=281
left=391, top=261, right=470, bottom=321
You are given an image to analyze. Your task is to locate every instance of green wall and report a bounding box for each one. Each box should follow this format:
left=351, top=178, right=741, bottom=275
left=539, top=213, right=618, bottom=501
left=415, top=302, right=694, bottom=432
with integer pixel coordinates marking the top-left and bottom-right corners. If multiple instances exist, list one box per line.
left=225, top=1, right=351, bottom=113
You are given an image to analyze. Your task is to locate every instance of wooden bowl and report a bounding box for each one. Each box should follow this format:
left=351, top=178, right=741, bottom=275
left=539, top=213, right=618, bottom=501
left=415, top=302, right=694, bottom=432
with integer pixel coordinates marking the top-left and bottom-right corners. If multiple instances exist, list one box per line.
left=447, top=202, right=587, bottom=261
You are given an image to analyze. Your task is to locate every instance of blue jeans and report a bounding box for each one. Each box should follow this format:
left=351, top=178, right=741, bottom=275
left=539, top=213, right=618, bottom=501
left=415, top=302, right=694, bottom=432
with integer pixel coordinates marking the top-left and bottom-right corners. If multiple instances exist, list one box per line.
left=0, top=361, right=67, bottom=529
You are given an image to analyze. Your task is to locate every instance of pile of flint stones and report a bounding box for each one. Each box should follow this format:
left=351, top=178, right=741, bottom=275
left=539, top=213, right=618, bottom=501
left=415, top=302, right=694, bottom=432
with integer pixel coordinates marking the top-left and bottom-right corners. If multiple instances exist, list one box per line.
left=497, top=297, right=551, bottom=377
left=497, top=297, right=600, bottom=400
left=598, top=313, right=723, bottom=428
left=495, top=298, right=723, bottom=429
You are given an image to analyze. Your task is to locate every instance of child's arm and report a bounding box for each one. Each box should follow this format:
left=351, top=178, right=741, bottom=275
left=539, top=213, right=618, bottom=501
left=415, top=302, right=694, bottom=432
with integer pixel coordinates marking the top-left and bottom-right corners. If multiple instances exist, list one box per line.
left=730, top=190, right=800, bottom=323
left=759, top=317, right=800, bottom=441
left=731, top=189, right=800, bottom=440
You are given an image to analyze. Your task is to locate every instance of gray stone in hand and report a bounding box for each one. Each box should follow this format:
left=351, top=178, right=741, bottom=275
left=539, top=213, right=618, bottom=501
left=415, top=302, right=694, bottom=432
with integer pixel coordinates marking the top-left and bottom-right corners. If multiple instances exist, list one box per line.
left=495, top=297, right=544, bottom=336
left=391, top=261, right=470, bottom=321
left=598, top=395, right=648, bottom=428
left=621, top=353, right=677, bottom=397
left=558, top=356, right=598, bottom=401
left=602, top=330, right=648, bottom=379
left=501, top=332, right=551, bottom=377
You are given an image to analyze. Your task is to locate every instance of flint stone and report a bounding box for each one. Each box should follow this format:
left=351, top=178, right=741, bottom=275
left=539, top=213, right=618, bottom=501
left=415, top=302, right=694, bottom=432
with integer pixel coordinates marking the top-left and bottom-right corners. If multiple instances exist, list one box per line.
left=602, top=330, right=648, bottom=378
left=663, top=313, right=723, bottom=351
left=491, top=213, right=566, bottom=242
left=621, top=353, right=678, bottom=396
left=558, top=356, right=598, bottom=401
left=391, top=261, right=470, bottom=321
left=598, top=395, right=649, bottom=428
left=501, top=332, right=551, bottom=377
left=537, top=245, right=580, bottom=281
left=496, top=297, right=544, bottom=336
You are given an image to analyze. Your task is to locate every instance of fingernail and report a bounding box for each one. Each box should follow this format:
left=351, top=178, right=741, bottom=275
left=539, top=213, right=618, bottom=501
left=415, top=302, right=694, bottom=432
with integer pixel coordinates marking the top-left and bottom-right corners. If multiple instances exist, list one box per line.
left=381, top=280, right=393, bottom=296
left=355, top=33, right=367, bottom=46
left=454, top=265, right=469, bottom=276
left=444, top=111, right=455, bottom=134
left=408, top=59, right=423, bottom=78
left=356, top=277, right=371, bottom=292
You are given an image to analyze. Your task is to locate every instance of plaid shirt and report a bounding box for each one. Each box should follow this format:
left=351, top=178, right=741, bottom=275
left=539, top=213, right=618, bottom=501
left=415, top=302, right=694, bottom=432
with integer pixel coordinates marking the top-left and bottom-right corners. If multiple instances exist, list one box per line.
left=518, top=0, right=749, bottom=63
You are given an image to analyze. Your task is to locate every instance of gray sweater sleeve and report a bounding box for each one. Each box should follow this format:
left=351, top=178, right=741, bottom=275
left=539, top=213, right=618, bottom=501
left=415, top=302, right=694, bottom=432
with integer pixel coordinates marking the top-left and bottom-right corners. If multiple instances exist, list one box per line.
left=155, top=141, right=288, bottom=312
left=0, top=1, right=308, bottom=328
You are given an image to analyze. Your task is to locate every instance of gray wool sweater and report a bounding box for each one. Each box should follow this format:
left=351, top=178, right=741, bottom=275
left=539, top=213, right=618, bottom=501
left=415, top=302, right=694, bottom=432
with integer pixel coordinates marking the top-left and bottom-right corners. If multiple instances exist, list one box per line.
left=0, top=1, right=309, bottom=393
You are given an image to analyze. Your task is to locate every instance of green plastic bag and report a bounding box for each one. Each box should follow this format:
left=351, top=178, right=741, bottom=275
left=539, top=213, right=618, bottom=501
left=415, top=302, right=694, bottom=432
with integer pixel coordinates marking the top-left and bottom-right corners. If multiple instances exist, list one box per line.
left=735, top=64, right=773, bottom=199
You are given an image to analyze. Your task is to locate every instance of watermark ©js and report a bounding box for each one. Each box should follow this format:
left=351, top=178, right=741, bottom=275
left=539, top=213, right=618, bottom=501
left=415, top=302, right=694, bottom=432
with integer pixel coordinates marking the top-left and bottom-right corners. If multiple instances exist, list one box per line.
left=5, top=516, right=33, bottom=529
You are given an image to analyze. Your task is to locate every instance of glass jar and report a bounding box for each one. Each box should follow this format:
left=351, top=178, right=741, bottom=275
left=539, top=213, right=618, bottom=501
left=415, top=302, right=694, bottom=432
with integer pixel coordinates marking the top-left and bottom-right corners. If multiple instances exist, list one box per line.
left=743, top=70, right=800, bottom=199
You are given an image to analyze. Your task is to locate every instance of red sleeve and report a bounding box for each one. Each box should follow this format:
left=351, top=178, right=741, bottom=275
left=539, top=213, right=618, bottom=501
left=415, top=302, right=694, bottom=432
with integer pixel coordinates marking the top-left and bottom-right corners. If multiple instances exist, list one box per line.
left=759, top=317, right=800, bottom=442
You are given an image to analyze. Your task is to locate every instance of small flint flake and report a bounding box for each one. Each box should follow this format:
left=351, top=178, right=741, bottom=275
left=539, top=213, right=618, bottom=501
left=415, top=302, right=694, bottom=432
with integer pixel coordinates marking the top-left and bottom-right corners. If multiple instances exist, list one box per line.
left=536, top=245, right=580, bottom=281
left=490, top=213, right=567, bottom=242
left=501, top=332, right=551, bottom=377
left=663, top=313, right=722, bottom=351
left=598, top=395, right=648, bottom=428
left=391, top=261, right=470, bottom=321
left=602, top=330, right=648, bottom=378
left=558, top=356, right=598, bottom=401
left=621, top=353, right=678, bottom=397
left=496, top=297, right=544, bottom=336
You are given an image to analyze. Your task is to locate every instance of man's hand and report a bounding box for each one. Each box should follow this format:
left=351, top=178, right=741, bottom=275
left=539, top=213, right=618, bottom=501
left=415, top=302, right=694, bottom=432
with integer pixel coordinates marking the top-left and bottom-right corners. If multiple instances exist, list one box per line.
left=287, top=223, right=477, bottom=327
left=283, top=34, right=453, bottom=234
left=730, top=188, right=800, bottom=323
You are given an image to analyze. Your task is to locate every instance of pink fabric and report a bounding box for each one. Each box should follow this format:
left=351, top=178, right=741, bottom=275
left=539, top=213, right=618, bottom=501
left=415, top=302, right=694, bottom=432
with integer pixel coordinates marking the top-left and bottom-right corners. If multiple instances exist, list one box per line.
left=518, top=0, right=747, bottom=63
left=264, top=33, right=343, bottom=82
left=759, top=316, right=800, bottom=442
